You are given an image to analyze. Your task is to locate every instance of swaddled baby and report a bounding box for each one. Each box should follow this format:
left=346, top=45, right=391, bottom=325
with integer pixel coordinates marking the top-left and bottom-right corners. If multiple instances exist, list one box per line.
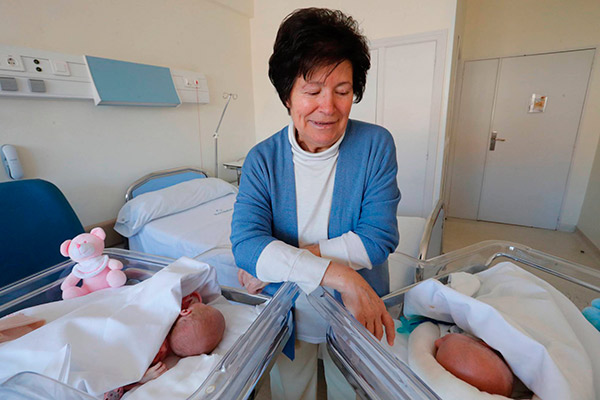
left=435, top=333, right=514, bottom=397
left=104, top=292, right=226, bottom=399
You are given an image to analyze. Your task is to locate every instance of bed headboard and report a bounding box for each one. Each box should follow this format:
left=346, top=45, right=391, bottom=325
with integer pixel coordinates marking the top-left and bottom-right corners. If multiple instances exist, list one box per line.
left=125, top=166, right=208, bottom=201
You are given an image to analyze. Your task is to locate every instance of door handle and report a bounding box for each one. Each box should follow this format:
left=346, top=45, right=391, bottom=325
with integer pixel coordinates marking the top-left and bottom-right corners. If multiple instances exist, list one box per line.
left=489, top=131, right=507, bottom=151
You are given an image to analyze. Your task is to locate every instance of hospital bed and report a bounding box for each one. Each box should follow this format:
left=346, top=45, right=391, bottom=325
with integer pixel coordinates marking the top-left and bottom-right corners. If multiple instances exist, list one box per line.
left=308, top=241, right=600, bottom=400
left=116, top=167, right=241, bottom=288
left=0, top=248, right=299, bottom=400
left=116, top=166, right=445, bottom=291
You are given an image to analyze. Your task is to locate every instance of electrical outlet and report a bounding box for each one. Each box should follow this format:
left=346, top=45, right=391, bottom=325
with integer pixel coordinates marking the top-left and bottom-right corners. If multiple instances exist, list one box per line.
left=184, top=78, right=201, bottom=88
left=0, top=54, right=25, bottom=72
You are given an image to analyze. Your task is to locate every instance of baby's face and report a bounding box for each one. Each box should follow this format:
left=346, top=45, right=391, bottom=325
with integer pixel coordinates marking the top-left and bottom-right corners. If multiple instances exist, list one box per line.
left=435, top=333, right=514, bottom=397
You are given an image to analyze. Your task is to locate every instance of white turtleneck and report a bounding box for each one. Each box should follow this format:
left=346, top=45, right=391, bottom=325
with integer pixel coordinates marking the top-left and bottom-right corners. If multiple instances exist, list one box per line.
left=255, top=122, right=373, bottom=343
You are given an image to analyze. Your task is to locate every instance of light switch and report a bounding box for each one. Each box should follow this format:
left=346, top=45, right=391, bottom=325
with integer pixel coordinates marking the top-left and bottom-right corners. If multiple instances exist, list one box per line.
left=51, top=60, right=70, bottom=76
left=0, top=77, right=18, bottom=91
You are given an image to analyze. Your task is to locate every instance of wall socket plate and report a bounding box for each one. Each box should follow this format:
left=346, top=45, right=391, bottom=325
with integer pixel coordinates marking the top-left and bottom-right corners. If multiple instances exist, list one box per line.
left=0, top=54, right=25, bottom=72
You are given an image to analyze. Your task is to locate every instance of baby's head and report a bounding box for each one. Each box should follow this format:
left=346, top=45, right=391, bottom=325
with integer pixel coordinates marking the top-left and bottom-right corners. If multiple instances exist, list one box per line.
left=435, top=333, right=514, bottom=397
left=168, top=302, right=226, bottom=357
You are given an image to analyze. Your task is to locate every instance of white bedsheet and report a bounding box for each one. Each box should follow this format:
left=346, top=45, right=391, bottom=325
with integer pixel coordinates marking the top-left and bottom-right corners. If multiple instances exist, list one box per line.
left=0, top=257, right=259, bottom=398
left=129, top=193, right=235, bottom=258
left=129, top=193, right=241, bottom=288
left=403, top=262, right=600, bottom=400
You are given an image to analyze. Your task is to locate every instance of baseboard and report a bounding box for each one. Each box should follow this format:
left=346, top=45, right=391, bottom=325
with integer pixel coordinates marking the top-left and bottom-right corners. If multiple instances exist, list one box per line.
left=557, top=222, right=576, bottom=232
left=575, top=228, right=600, bottom=256
left=85, top=219, right=125, bottom=248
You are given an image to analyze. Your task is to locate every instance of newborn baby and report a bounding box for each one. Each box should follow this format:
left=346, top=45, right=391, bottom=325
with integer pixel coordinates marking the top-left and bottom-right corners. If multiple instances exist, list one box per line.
left=104, top=292, right=226, bottom=399
left=435, top=333, right=514, bottom=397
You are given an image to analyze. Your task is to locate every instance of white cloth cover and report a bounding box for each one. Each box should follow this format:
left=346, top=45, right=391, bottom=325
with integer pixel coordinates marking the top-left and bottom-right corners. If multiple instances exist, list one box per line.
left=115, top=178, right=237, bottom=237
left=447, top=271, right=480, bottom=297
left=0, top=257, right=221, bottom=397
left=404, top=262, right=600, bottom=400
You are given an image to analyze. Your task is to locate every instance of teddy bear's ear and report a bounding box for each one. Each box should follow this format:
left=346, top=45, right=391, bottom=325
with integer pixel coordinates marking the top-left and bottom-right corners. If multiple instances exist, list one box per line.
left=90, top=227, right=106, bottom=241
left=60, top=240, right=72, bottom=257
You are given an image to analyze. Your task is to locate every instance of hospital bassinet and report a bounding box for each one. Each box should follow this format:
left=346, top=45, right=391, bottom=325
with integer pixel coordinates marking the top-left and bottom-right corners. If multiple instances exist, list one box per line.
left=0, top=248, right=298, bottom=400
left=308, top=240, right=600, bottom=400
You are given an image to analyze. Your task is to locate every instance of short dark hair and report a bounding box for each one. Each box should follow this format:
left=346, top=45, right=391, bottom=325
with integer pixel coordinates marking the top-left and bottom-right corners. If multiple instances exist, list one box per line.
left=268, top=8, right=370, bottom=110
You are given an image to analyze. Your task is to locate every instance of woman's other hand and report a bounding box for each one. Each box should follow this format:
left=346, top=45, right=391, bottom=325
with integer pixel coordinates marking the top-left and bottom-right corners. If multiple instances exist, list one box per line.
left=302, top=243, right=321, bottom=257
left=237, top=269, right=268, bottom=294
left=321, top=262, right=395, bottom=346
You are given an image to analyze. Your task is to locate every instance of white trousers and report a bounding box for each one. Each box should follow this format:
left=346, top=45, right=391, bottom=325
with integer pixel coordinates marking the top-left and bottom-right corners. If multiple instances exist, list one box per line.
left=270, top=340, right=357, bottom=400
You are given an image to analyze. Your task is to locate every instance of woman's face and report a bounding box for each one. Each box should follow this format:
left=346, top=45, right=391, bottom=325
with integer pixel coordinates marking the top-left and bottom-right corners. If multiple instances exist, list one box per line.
left=286, top=60, right=354, bottom=153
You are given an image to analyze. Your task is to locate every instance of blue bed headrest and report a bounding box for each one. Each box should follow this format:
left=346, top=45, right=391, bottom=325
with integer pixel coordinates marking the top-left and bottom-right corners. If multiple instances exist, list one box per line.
left=131, top=171, right=207, bottom=199
left=0, top=179, right=84, bottom=288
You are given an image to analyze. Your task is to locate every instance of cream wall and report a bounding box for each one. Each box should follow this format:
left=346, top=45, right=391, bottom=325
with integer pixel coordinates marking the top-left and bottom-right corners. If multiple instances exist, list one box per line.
left=579, top=138, right=600, bottom=248
left=0, top=0, right=256, bottom=227
left=250, top=0, right=458, bottom=141
left=459, top=0, right=600, bottom=235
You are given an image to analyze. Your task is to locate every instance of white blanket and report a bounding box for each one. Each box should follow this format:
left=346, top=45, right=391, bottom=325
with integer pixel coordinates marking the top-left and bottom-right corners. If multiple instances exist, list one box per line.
left=404, top=262, right=600, bottom=400
left=0, top=257, right=221, bottom=397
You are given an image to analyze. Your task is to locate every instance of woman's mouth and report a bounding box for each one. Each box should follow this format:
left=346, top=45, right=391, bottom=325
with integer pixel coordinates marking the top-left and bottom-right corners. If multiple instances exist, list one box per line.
left=310, top=120, right=336, bottom=128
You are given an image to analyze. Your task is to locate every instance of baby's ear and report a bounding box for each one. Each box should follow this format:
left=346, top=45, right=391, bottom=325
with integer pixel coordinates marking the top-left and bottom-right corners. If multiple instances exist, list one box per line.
left=180, top=309, right=191, bottom=317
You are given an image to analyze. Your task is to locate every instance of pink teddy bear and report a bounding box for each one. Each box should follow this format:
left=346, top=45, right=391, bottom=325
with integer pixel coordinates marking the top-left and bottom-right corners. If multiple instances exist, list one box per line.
left=60, top=227, right=127, bottom=300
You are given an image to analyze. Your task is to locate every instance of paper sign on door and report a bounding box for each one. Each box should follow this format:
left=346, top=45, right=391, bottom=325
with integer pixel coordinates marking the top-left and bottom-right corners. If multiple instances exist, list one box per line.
left=528, top=94, right=548, bottom=113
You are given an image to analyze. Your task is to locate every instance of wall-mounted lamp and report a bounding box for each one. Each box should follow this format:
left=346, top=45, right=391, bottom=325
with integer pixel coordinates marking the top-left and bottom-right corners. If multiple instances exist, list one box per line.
left=213, top=92, right=237, bottom=178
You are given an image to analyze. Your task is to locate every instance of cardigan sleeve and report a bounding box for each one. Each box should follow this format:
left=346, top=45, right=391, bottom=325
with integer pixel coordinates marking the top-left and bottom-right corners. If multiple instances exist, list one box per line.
left=230, top=148, right=277, bottom=277
left=354, top=131, right=401, bottom=266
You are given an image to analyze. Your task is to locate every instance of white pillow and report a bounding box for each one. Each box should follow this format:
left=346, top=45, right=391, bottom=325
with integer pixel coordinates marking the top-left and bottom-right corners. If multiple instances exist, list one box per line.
left=114, top=178, right=237, bottom=237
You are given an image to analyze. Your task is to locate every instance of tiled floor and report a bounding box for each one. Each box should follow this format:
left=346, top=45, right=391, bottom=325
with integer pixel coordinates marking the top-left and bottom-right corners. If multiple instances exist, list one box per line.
left=443, top=217, right=600, bottom=269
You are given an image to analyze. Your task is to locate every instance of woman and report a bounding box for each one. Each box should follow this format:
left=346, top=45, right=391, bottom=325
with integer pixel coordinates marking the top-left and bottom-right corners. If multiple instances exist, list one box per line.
left=231, top=8, right=400, bottom=400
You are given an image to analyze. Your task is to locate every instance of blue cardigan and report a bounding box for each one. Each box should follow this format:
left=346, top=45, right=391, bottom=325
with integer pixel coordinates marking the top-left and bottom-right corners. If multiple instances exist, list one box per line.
left=230, top=119, right=401, bottom=296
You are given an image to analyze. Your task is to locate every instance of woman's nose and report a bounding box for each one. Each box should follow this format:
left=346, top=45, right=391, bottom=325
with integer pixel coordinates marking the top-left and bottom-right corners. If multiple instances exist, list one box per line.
left=318, top=92, right=335, bottom=114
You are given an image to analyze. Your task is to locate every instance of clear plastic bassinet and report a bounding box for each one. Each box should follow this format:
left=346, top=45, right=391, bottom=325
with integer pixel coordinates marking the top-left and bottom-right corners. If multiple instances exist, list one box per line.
left=308, top=240, right=600, bottom=400
left=0, top=248, right=298, bottom=400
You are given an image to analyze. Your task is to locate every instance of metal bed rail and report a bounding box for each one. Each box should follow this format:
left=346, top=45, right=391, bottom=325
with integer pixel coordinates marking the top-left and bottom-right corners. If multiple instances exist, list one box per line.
left=417, top=199, right=445, bottom=262
left=124, top=166, right=209, bottom=202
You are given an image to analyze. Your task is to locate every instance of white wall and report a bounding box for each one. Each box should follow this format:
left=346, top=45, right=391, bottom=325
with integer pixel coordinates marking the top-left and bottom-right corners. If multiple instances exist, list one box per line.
left=250, top=0, right=457, bottom=142
left=457, top=0, right=600, bottom=233
left=0, top=0, right=256, bottom=227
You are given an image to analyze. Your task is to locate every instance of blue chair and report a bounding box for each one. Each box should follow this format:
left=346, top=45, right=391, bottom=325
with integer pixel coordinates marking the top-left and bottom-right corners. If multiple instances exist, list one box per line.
left=0, top=179, right=84, bottom=288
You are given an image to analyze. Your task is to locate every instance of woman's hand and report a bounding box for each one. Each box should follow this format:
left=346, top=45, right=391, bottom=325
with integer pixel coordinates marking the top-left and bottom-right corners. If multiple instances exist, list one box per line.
left=237, top=269, right=268, bottom=294
left=321, top=262, right=395, bottom=346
